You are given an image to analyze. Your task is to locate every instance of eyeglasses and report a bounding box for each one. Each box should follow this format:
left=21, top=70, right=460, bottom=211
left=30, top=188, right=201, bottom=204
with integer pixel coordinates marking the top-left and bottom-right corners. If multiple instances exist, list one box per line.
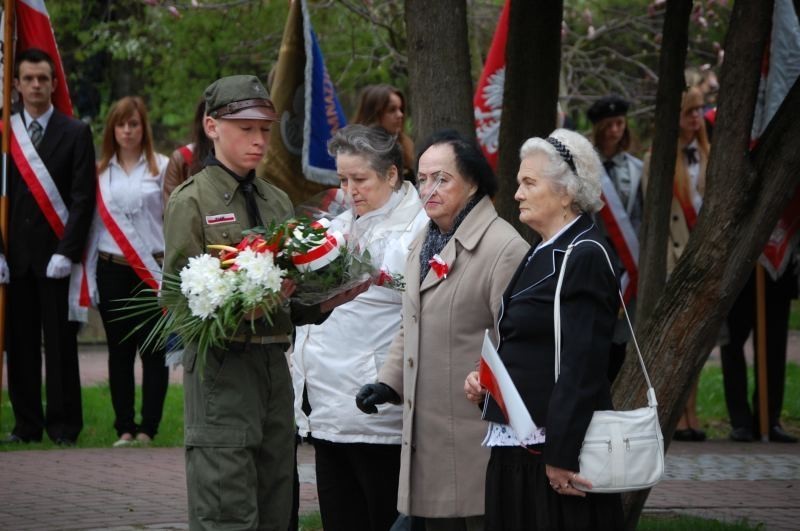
left=416, top=170, right=450, bottom=204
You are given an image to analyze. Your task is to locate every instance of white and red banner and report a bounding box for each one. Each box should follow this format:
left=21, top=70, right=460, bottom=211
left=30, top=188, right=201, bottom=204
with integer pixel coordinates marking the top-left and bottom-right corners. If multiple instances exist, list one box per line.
left=751, top=0, right=800, bottom=280
left=478, top=329, right=538, bottom=441
left=14, top=0, right=72, bottom=115
left=599, top=174, right=639, bottom=303
left=474, top=1, right=510, bottom=170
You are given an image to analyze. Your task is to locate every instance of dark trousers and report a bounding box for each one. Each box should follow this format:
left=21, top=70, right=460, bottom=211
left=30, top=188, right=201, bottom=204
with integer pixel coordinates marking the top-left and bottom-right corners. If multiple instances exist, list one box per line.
left=313, top=438, right=401, bottom=531
left=6, top=271, right=82, bottom=442
left=720, top=267, right=795, bottom=430
left=97, top=259, right=168, bottom=438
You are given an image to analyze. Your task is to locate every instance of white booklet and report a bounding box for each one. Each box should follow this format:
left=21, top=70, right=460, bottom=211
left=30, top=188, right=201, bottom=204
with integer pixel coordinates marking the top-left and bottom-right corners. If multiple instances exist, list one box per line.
left=478, top=329, right=539, bottom=440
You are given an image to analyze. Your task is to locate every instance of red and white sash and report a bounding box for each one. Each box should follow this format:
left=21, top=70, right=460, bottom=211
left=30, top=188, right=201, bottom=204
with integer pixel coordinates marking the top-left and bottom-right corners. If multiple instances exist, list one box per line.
left=95, top=170, right=161, bottom=291
left=599, top=171, right=639, bottom=303
left=9, top=114, right=91, bottom=321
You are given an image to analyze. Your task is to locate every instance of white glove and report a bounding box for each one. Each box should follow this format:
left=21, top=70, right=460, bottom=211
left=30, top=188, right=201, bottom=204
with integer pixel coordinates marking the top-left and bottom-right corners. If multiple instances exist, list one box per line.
left=46, top=253, right=72, bottom=279
left=0, top=254, right=8, bottom=284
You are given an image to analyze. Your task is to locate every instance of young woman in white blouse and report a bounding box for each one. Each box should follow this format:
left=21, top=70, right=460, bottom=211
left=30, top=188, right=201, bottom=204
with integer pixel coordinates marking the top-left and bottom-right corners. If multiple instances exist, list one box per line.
left=92, top=97, right=169, bottom=447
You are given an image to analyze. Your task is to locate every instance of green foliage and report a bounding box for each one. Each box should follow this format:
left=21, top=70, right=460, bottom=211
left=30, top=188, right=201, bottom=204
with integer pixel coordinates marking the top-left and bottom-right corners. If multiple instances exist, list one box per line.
left=0, top=383, right=185, bottom=450
left=47, top=1, right=730, bottom=153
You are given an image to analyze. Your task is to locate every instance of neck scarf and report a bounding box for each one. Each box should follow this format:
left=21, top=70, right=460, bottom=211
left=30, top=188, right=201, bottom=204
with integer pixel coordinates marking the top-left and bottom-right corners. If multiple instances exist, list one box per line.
left=419, top=194, right=481, bottom=282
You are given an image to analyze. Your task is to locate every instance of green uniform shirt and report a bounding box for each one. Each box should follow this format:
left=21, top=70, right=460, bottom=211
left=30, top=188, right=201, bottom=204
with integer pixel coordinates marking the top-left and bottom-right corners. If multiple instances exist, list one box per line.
left=164, top=164, right=324, bottom=337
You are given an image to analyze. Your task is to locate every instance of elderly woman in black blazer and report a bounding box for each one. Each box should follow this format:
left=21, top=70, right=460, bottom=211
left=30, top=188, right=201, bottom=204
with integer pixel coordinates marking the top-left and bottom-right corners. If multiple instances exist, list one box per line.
left=465, top=129, right=624, bottom=530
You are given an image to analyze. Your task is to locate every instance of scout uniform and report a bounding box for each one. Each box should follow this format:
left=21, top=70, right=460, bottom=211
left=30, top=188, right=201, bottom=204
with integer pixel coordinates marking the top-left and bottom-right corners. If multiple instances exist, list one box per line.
left=164, top=75, right=325, bottom=531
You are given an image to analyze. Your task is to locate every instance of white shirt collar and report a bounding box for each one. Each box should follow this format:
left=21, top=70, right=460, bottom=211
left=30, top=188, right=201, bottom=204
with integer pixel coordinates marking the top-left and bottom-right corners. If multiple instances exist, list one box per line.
left=109, top=152, right=147, bottom=171
left=533, top=214, right=582, bottom=255
left=24, top=105, right=55, bottom=132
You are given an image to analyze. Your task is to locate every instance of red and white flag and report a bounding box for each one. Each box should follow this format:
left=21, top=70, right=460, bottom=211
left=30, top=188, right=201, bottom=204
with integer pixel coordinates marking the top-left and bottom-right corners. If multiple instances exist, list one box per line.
left=751, top=0, right=800, bottom=280
left=474, top=1, right=510, bottom=170
left=15, top=0, right=73, bottom=116
left=478, top=330, right=538, bottom=441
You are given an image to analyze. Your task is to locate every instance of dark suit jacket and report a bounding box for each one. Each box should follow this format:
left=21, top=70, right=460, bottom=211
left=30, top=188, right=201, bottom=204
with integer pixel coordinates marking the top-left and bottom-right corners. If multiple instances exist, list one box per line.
left=483, top=214, right=619, bottom=471
left=6, top=109, right=96, bottom=276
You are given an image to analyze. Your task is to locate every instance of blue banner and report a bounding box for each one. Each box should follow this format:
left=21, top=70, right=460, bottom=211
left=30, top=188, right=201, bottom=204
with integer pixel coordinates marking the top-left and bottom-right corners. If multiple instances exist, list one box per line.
left=302, top=5, right=346, bottom=185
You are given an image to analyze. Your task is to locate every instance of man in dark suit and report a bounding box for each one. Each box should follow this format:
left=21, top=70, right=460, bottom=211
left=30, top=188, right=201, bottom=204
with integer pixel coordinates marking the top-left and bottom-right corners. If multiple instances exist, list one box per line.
left=1, top=48, right=96, bottom=445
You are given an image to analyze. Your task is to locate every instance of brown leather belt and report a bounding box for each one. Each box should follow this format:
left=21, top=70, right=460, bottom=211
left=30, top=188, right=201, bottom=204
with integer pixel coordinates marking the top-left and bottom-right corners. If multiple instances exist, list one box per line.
left=229, top=334, right=291, bottom=345
left=98, top=251, right=164, bottom=267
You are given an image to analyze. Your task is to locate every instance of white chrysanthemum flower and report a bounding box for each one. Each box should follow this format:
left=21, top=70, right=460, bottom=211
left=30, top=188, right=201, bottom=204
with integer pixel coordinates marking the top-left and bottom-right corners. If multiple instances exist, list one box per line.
left=179, top=254, right=227, bottom=319
left=187, top=293, right=216, bottom=320
left=235, top=249, right=284, bottom=294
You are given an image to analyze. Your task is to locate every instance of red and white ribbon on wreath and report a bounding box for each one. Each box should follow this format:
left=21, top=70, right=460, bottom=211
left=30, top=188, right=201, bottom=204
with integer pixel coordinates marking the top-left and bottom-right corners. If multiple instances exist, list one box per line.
left=291, top=219, right=346, bottom=273
left=9, top=114, right=91, bottom=321
left=598, top=172, right=639, bottom=303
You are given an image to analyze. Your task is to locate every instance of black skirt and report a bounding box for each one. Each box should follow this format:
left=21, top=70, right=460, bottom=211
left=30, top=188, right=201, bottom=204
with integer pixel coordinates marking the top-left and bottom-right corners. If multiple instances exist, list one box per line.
left=484, top=446, right=624, bottom=531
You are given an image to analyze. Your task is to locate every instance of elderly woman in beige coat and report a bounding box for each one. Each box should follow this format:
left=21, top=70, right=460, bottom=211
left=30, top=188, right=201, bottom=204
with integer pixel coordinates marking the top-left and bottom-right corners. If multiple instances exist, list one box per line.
left=356, top=130, right=528, bottom=531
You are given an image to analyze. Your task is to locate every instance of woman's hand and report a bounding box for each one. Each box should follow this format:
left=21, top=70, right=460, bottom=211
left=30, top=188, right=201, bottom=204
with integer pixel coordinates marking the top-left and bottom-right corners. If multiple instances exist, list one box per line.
left=545, top=464, right=591, bottom=497
left=464, top=370, right=486, bottom=404
left=280, top=278, right=297, bottom=300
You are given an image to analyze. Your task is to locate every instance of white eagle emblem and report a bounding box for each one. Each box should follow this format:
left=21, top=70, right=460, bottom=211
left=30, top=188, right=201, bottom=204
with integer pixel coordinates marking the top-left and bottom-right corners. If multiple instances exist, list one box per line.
left=475, top=67, right=505, bottom=155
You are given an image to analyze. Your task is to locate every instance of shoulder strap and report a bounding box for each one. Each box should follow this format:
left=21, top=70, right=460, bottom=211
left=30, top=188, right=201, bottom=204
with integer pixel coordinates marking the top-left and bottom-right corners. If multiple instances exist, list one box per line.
left=554, top=238, right=657, bottom=407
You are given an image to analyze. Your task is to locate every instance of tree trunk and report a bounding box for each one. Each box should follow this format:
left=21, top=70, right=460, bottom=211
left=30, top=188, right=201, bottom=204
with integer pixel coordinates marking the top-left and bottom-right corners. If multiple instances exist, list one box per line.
left=405, top=0, right=474, bottom=149
left=635, top=0, right=693, bottom=329
left=616, top=2, right=790, bottom=528
left=494, top=0, right=563, bottom=237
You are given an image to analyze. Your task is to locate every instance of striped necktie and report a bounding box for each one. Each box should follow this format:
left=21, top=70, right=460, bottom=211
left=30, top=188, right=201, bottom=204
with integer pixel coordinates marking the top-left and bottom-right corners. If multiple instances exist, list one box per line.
left=28, top=119, right=43, bottom=149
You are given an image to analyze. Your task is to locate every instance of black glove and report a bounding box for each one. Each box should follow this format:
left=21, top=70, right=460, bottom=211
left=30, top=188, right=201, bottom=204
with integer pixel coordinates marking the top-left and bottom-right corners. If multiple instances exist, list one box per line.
left=355, top=383, right=400, bottom=414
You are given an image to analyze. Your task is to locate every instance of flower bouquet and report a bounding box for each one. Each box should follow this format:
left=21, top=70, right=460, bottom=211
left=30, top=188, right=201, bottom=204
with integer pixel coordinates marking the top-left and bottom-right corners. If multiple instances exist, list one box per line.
left=121, top=190, right=377, bottom=365
left=126, top=235, right=287, bottom=364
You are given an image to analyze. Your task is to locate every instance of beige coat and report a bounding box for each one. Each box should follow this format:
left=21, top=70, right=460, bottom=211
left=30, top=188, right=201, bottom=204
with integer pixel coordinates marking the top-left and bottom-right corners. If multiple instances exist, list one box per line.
left=379, top=196, right=528, bottom=517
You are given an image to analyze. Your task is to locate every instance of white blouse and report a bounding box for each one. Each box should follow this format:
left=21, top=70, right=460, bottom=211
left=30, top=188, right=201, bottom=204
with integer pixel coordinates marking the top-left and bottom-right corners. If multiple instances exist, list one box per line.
left=96, top=153, right=169, bottom=256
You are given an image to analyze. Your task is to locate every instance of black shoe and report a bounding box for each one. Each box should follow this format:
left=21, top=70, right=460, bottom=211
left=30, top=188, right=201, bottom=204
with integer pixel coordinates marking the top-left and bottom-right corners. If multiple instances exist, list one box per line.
left=729, top=427, right=754, bottom=442
left=691, top=428, right=707, bottom=441
left=54, top=437, right=76, bottom=447
left=673, top=428, right=694, bottom=441
left=1, top=434, right=27, bottom=444
left=769, top=425, right=798, bottom=443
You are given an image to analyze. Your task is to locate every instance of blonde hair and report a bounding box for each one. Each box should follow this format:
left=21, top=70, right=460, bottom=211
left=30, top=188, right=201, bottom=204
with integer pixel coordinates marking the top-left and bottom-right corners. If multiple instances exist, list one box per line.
left=673, top=87, right=710, bottom=208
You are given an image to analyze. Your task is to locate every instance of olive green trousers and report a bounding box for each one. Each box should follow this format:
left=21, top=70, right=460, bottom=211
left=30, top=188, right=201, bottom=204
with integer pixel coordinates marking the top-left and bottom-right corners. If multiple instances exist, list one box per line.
left=184, top=343, right=294, bottom=531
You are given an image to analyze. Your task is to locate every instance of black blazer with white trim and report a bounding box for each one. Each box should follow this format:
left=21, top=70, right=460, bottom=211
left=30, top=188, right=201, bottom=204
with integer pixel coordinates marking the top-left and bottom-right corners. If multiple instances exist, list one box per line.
left=483, top=214, right=620, bottom=471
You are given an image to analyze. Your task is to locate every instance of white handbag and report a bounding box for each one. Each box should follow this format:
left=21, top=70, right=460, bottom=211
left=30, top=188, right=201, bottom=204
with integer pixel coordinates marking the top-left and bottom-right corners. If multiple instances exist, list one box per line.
left=554, top=239, right=665, bottom=493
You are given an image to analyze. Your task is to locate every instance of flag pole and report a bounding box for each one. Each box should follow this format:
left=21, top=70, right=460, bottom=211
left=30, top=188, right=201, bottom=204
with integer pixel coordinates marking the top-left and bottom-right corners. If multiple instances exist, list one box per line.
left=0, top=0, right=15, bottom=428
left=755, top=263, right=770, bottom=442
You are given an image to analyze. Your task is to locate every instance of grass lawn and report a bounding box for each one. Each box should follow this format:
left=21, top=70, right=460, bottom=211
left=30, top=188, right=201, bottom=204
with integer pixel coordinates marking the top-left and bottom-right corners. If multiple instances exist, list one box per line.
left=0, top=383, right=185, bottom=449
left=1, top=363, right=798, bottom=448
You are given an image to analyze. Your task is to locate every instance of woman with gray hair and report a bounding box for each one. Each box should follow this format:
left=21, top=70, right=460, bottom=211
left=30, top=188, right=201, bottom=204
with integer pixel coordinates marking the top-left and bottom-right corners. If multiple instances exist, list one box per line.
left=465, top=129, right=624, bottom=529
left=291, top=124, right=428, bottom=531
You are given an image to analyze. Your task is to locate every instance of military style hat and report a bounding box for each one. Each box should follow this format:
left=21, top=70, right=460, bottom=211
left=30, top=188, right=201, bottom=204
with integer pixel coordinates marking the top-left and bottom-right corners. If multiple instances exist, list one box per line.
left=586, top=95, right=630, bottom=124
left=204, top=75, right=278, bottom=121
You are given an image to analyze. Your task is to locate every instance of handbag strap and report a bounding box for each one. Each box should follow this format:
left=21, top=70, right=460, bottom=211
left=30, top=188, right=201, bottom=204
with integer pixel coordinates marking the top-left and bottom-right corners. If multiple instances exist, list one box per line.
left=553, top=238, right=657, bottom=408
